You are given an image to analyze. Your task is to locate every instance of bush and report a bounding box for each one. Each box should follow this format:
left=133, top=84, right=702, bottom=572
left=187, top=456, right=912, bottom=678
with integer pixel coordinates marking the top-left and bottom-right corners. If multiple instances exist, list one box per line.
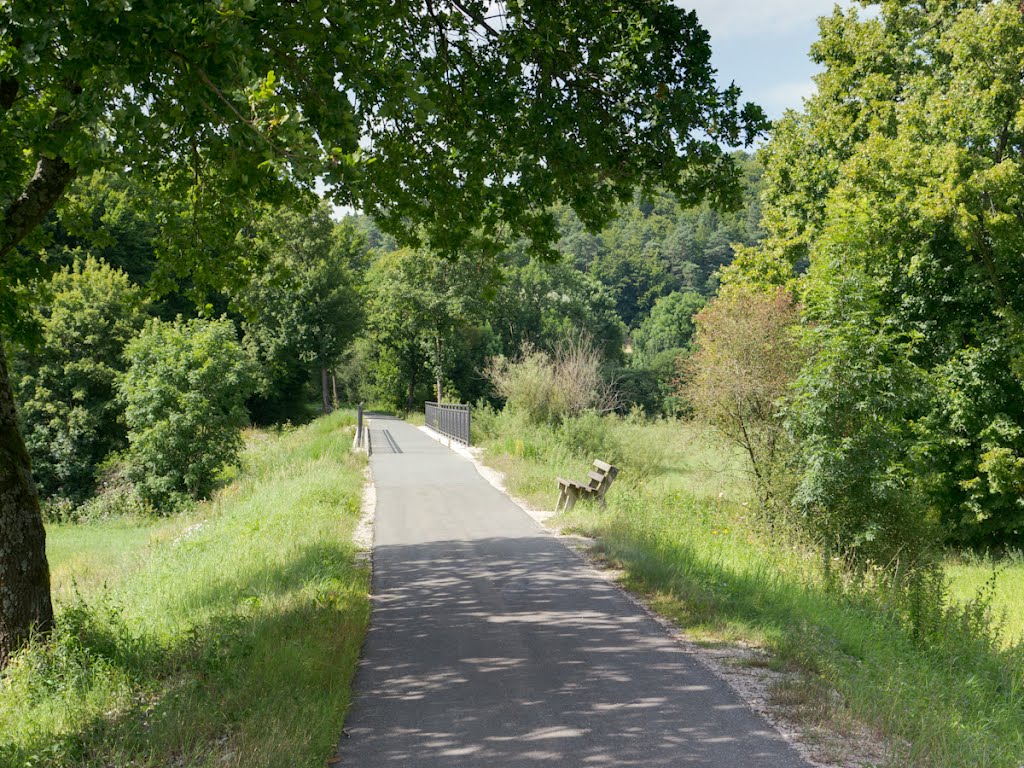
left=119, top=317, right=256, bottom=510
left=557, top=411, right=623, bottom=462
left=486, top=335, right=616, bottom=424
left=685, top=287, right=802, bottom=516
left=612, top=368, right=661, bottom=416
left=788, top=274, right=936, bottom=567
left=13, top=257, right=146, bottom=502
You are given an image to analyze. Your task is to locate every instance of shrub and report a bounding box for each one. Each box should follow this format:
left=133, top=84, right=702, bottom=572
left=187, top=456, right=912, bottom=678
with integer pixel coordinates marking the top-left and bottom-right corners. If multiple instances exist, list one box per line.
left=612, top=368, right=661, bottom=416
left=788, top=273, right=936, bottom=567
left=557, top=411, right=623, bottom=462
left=685, top=287, right=802, bottom=516
left=486, top=335, right=616, bottom=424
left=119, top=317, right=256, bottom=510
left=13, top=257, right=146, bottom=503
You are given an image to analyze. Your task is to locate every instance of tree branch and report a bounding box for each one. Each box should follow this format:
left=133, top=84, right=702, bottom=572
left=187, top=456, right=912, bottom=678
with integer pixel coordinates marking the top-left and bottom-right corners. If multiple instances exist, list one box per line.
left=0, top=153, right=77, bottom=263
left=168, top=48, right=299, bottom=160
left=446, top=0, right=501, bottom=38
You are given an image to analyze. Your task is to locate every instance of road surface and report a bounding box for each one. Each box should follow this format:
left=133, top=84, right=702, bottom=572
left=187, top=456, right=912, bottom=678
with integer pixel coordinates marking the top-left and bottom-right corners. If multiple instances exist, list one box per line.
left=337, top=415, right=810, bottom=767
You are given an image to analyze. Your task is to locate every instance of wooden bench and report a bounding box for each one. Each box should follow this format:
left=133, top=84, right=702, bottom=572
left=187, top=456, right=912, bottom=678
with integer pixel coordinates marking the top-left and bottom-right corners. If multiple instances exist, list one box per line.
left=555, top=459, right=619, bottom=513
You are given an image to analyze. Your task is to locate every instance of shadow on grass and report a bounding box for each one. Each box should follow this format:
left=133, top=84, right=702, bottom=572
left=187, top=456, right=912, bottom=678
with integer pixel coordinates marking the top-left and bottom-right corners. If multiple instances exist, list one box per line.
left=1, top=541, right=370, bottom=768
left=574, top=510, right=1024, bottom=766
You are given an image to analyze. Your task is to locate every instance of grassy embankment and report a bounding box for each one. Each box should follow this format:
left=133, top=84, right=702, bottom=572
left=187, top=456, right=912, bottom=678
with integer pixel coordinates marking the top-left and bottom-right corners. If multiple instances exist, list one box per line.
left=472, top=409, right=1024, bottom=767
left=0, top=411, right=370, bottom=768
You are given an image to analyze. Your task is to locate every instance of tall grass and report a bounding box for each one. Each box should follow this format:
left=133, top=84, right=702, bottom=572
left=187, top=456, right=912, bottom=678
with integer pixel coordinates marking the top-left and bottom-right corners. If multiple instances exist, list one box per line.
left=0, top=411, right=370, bottom=768
left=473, top=408, right=1024, bottom=767
left=946, top=552, right=1024, bottom=647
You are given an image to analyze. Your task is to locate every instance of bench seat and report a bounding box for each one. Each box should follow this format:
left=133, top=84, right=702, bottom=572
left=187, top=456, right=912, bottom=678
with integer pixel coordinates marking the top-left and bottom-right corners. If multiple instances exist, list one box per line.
left=555, top=460, right=619, bottom=513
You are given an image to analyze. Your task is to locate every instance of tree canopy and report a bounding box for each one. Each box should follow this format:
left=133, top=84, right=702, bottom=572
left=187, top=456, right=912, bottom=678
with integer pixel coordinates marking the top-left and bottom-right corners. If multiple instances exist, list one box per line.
left=3, top=0, right=767, bottom=664
left=726, top=0, right=1024, bottom=548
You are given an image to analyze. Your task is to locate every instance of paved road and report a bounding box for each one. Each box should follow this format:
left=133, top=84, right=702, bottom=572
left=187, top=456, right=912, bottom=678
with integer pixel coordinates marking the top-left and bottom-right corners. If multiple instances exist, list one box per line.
left=337, top=416, right=810, bottom=767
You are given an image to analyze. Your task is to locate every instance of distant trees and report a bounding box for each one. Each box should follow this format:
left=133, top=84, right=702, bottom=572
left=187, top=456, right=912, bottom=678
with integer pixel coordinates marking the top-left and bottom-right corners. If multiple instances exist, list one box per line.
left=238, top=205, right=364, bottom=419
left=556, top=154, right=765, bottom=325
left=631, top=290, right=705, bottom=368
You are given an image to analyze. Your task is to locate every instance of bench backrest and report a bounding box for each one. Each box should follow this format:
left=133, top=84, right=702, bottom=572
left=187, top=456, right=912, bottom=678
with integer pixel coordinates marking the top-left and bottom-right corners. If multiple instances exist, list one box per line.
left=587, top=460, right=619, bottom=495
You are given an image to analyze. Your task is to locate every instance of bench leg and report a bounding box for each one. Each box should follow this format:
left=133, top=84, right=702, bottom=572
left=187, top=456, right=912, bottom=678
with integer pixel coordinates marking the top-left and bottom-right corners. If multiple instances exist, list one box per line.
left=564, top=490, right=578, bottom=512
left=555, top=486, right=567, bottom=513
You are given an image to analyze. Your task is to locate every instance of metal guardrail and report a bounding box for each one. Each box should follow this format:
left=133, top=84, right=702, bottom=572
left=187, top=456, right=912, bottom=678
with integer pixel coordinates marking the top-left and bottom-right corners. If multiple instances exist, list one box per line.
left=353, top=403, right=371, bottom=455
left=425, top=402, right=471, bottom=445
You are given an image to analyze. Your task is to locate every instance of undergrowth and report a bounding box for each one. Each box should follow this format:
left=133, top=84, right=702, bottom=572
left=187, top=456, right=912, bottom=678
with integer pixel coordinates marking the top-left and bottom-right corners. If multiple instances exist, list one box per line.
left=0, top=411, right=370, bottom=768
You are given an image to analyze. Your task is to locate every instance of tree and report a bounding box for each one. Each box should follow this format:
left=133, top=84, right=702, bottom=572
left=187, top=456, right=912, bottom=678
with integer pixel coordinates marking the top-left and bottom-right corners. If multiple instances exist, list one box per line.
left=631, top=290, right=704, bottom=368
left=119, top=317, right=255, bottom=510
left=1, top=0, right=764, bottom=664
left=238, top=204, right=363, bottom=419
left=12, top=257, right=146, bottom=503
left=685, top=287, right=802, bottom=514
left=491, top=254, right=626, bottom=364
left=366, top=248, right=494, bottom=410
left=724, top=1, right=1024, bottom=548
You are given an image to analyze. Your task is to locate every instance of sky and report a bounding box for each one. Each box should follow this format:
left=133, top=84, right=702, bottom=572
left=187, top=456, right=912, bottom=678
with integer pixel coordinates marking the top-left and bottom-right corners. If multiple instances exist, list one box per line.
left=683, top=0, right=850, bottom=120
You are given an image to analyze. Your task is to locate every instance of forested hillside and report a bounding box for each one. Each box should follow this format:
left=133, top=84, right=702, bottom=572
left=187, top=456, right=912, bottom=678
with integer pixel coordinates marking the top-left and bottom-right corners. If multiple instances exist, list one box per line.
left=341, top=151, right=764, bottom=413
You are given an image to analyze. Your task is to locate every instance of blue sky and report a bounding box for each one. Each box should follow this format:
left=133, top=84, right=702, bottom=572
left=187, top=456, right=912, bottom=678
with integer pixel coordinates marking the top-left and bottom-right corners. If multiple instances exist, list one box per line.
left=684, top=1, right=848, bottom=120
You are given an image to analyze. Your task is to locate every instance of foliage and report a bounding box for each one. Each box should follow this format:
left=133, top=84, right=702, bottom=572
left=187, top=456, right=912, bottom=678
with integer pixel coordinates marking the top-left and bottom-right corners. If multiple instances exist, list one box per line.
left=119, top=317, right=255, bottom=510
left=557, top=155, right=765, bottom=326
left=237, top=204, right=364, bottom=420
left=486, top=335, right=616, bottom=425
left=685, top=287, right=802, bottom=514
left=0, top=413, right=370, bottom=768
left=788, top=265, right=936, bottom=566
left=12, top=257, right=146, bottom=502
left=1, top=0, right=765, bottom=314
left=631, top=290, right=704, bottom=368
left=725, top=0, right=1024, bottom=547
left=364, top=247, right=497, bottom=410
left=490, top=253, right=626, bottom=364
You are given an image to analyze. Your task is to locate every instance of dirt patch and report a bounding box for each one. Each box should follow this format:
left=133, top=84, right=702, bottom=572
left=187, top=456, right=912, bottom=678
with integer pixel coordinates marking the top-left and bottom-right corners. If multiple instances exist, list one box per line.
left=353, top=464, right=375, bottom=566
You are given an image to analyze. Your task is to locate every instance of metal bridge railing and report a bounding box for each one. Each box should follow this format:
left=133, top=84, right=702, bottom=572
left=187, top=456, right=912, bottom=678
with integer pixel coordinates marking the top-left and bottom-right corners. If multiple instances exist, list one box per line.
left=425, top=402, right=471, bottom=445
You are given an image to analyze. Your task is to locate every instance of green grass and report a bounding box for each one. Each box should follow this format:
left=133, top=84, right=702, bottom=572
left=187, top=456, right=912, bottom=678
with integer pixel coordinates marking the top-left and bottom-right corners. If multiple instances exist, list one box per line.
left=0, top=411, right=370, bottom=768
left=946, top=554, right=1024, bottom=647
left=472, top=408, right=1024, bottom=767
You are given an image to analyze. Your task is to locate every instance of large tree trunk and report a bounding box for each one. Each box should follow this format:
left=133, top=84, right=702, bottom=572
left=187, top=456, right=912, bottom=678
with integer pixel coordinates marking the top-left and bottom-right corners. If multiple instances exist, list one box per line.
left=320, top=367, right=332, bottom=414
left=0, top=337, right=53, bottom=668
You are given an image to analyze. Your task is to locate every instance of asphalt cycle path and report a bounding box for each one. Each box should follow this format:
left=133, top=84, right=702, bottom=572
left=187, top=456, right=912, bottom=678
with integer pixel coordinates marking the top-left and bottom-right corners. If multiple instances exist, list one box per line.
left=338, top=415, right=810, bottom=767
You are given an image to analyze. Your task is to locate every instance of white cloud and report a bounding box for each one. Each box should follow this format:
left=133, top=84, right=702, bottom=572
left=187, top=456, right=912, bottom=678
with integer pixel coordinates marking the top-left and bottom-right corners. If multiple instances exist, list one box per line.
left=678, top=0, right=847, bottom=41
